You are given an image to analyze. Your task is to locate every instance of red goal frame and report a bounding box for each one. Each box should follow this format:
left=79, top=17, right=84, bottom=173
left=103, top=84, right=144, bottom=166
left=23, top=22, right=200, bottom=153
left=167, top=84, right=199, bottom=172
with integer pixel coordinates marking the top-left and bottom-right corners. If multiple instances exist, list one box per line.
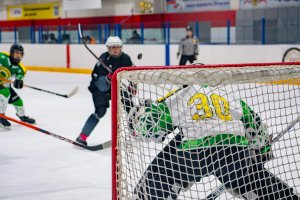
left=111, top=62, right=300, bottom=200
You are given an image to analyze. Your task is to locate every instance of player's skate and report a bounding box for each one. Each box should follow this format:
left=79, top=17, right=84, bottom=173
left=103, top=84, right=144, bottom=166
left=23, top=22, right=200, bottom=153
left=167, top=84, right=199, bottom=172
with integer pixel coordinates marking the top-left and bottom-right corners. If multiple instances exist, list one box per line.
left=18, top=115, right=36, bottom=124
left=0, top=117, right=11, bottom=129
left=76, top=135, right=88, bottom=146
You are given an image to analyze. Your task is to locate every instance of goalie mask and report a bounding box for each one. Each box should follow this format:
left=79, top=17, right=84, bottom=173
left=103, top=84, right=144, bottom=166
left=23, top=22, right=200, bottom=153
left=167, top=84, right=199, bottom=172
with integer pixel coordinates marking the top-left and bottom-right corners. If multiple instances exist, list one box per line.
left=106, top=36, right=123, bottom=58
left=128, top=100, right=173, bottom=142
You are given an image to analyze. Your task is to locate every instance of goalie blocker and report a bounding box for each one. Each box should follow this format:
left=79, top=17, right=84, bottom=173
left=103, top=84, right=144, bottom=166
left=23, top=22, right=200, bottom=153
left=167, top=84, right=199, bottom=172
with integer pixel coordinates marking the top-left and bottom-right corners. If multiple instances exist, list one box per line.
left=128, top=86, right=299, bottom=200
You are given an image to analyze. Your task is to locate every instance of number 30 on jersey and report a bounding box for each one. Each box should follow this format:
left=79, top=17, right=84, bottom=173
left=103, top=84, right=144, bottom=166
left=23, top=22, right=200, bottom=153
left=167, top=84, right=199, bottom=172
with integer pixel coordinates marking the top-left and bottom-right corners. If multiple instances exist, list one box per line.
left=188, top=93, right=232, bottom=121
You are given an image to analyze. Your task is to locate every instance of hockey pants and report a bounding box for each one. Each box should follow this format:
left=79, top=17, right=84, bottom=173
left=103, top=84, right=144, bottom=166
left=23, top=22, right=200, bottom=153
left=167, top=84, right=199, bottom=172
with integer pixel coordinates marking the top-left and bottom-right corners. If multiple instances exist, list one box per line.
left=134, top=141, right=300, bottom=200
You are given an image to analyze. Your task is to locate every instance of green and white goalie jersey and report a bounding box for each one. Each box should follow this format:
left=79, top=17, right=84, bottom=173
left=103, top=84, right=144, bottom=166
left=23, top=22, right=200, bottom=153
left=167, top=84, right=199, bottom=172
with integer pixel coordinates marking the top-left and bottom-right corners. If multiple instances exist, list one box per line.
left=131, top=86, right=268, bottom=150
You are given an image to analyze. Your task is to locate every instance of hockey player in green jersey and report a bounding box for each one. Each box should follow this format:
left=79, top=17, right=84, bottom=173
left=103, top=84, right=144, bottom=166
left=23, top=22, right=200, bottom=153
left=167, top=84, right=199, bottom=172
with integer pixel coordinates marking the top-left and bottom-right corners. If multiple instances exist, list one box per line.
left=129, top=85, right=299, bottom=200
left=0, top=44, right=35, bottom=128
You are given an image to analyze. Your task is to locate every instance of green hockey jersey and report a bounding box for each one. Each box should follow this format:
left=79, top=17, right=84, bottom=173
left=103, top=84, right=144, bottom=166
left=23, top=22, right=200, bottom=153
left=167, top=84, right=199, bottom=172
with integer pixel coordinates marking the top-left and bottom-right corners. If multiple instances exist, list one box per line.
left=0, top=52, right=26, bottom=87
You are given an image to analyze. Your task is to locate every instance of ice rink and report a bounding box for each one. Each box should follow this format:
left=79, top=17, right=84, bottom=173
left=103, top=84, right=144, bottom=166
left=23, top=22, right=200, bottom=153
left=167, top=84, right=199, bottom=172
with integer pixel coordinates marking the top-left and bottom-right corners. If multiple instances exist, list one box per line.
left=1, top=70, right=300, bottom=200
left=0, top=71, right=112, bottom=200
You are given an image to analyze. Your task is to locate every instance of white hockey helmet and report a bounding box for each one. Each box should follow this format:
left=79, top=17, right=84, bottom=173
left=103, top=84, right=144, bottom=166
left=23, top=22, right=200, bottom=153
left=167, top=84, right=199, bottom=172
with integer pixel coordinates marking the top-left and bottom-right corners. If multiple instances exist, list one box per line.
left=106, top=36, right=123, bottom=48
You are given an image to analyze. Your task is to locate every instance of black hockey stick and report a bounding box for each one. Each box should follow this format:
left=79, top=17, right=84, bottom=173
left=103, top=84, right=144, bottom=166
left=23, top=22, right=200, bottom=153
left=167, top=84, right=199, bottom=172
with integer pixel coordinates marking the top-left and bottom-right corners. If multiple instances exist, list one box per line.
left=78, top=23, right=113, bottom=73
left=24, top=85, right=79, bottom=98
left=205, top=116, right=300, bottom=199
left=0, top=114, right=111, bottom=151
left=1, top=78, right=78, bottom=98
left=78, top=23, right=142, bottom=71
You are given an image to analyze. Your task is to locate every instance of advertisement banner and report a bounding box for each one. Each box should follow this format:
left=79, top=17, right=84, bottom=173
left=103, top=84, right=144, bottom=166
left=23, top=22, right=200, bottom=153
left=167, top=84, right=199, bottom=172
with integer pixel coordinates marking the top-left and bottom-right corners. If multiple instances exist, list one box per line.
left=63, top=0, right=102, bottom=11
left=166, top=0, right=231, bottom=12
left=240, top=0, right=300, bottom=9
left=7, top=2, right=61, bottom=20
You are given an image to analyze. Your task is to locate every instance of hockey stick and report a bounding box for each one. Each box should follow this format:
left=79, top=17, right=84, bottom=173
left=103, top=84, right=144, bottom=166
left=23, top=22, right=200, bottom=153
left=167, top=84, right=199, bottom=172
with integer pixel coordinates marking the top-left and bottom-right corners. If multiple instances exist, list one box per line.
left=0, top=114, right=111, bottom=151
left=269, top=116, right=300, bottom=145
left=25, top=85, right=79, bottom=98
left=260, top=116, right=300, bottom=154
left=78, top=23, right=113, bottom=73
left=78, top=24, right=142, bottom=71
left=1, top=78, right=78, bottom=98
left=205, top=116, right=300, bottom=199
left=157, top=85, right=189, bottom=103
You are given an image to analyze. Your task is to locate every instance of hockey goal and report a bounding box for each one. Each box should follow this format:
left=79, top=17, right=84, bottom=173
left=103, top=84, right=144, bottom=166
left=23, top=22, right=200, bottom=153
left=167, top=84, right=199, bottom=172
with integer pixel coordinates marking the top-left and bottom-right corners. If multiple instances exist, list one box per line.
left=112, top=63, right=300, bottom=200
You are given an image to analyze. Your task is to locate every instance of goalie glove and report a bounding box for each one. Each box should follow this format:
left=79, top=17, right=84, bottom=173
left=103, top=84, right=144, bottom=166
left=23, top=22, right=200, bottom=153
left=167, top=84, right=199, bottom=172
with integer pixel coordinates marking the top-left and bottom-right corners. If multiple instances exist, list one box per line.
left=245, top=122, right=269, bottom=149
left=245, top=123, right=274, bottom=163
left=128, top=100, right=173, bottom=143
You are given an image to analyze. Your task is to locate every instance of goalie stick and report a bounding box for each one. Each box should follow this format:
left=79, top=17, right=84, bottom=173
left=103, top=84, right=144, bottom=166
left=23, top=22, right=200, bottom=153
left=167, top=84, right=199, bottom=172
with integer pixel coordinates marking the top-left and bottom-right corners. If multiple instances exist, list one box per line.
left=205, top=116, right=300, bottom=200
left=269, top=116, right=300, bottom=146
left=0, top=114, right=111, bottom=151
left=0, top=78, right=78, bottom=98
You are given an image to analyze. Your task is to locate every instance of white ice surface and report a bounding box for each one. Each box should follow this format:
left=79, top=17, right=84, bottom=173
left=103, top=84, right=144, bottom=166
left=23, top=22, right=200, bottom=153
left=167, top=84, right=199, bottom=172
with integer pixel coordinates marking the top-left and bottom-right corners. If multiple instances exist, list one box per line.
left=1, top=71, right=300, bottom=200
left=0, top=71, right=112, bottom=200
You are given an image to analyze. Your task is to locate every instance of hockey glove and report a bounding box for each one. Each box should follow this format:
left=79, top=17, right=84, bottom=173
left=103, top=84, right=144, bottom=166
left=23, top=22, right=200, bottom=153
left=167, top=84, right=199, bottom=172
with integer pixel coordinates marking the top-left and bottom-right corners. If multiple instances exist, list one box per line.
left=129, top=101, right=173, bottom=143
left=127, top=99, right=152, bottom=137
left=94, top=75, right=111, bottom=92
left=246, top=123, right=274, bottom=163
left=13, top=79, right=23, bottom=89
left=245, top=122, right=269, bottom=149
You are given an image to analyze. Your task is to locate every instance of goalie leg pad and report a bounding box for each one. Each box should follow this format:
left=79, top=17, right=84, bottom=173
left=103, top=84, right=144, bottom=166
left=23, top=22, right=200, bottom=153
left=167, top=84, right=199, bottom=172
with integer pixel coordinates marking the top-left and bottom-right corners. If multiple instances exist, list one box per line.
left=215, top=147, right=299, bottom=200
left=134, top=149, right=192, bottom=199
left=134, top=145, right=299, bottom=200
left=246, top=164, right=300, bottom=200
left=134, top=146, right=246, bottom=199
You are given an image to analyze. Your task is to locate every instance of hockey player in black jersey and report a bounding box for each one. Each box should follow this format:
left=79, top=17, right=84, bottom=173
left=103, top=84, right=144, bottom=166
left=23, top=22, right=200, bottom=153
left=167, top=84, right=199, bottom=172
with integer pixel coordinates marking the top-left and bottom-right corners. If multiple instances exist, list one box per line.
left=76, top=36, right=135, bottom=145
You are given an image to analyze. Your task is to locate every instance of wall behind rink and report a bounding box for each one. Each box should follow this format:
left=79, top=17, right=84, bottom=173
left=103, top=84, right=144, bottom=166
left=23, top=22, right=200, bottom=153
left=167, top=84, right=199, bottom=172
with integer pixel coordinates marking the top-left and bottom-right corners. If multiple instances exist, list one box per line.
left=0, top=44, right=298, bottom=71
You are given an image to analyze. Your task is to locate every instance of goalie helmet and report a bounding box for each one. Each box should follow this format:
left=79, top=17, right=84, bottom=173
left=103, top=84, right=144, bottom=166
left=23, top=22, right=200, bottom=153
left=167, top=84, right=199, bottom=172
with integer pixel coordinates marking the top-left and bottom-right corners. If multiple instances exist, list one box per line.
left=106, top=36, right=123, bottom=48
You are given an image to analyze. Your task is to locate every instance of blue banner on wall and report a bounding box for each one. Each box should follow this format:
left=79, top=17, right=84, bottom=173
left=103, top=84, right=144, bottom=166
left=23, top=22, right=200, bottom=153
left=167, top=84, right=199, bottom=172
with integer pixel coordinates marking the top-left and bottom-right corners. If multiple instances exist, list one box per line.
left=240, top=0, right=300, bottom=9
left=166, top=0, right=231, bottom=12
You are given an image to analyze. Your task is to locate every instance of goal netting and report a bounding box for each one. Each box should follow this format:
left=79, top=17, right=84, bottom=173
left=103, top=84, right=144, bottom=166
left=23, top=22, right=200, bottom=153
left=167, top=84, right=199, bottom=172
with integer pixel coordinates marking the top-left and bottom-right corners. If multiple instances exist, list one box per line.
left=112, top=63, right=300, bottom=200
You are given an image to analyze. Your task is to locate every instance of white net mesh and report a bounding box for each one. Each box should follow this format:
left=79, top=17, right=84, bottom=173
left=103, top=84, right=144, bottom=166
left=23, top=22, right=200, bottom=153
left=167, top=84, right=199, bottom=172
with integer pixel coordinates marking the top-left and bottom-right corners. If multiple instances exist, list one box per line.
left=114, top=64, right=300, bottom=200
